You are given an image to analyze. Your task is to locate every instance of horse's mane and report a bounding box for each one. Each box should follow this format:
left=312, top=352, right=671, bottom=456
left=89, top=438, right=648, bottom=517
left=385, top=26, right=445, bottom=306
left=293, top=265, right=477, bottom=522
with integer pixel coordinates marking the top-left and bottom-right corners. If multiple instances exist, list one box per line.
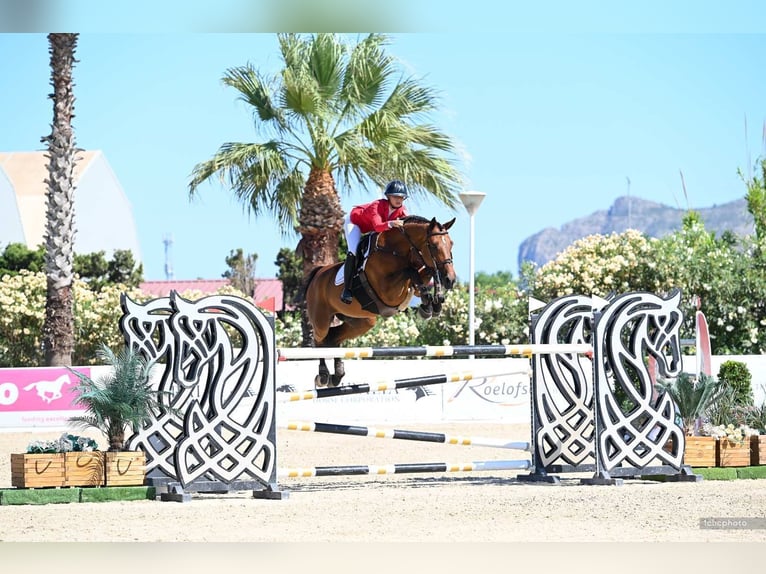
left=401, top=215, right=432, bottom=225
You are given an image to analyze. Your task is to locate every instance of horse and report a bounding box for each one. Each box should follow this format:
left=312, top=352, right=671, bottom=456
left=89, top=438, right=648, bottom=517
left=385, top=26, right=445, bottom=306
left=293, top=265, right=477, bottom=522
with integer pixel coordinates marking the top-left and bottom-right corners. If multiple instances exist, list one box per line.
left=23, top=374, right=72, bottom=404
left=304, top=215, right=457, bottom=387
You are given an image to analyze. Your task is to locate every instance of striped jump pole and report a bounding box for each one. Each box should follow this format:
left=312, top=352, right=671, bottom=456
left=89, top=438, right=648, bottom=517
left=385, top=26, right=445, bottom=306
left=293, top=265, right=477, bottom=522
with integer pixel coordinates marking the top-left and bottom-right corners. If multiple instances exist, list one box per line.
left=278, top=458, right=531, bottom=478
left=278, top=343, right=592, bottom=360
left=277, top=370, right=514, bottom=402
left=280, top=421, right=530, bottom=451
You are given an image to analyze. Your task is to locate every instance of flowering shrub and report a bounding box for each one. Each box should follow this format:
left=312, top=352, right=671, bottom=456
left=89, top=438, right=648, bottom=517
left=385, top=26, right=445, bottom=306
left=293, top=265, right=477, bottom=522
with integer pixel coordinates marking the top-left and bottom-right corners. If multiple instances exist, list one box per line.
left=412, top=284, right=528, bottom=346
left=6, top=208, right=766, bottom=364
left=0, top=270, right=146, bottom=367
left=275, top=311, right=303, bottom=347
left=350, top=309, right=421, bottom=347
left=705, top=423, right=758, bottom=446
left=0, top=272, right=253, bottom=367
left=531, top=230, right=664, bottom=300
left=26, top=432, right=99, bottom=453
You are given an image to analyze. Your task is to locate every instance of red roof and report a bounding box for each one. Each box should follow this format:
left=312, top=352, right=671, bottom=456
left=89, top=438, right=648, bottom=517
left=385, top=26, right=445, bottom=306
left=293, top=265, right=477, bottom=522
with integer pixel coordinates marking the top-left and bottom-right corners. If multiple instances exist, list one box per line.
left=139, top=278, right=283, bottom=313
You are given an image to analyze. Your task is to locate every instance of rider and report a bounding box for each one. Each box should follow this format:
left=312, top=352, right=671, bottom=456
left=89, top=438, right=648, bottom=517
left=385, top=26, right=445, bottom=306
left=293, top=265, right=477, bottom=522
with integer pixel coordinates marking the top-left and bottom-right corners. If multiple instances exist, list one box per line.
left=340, top=180, right=409, bottom=304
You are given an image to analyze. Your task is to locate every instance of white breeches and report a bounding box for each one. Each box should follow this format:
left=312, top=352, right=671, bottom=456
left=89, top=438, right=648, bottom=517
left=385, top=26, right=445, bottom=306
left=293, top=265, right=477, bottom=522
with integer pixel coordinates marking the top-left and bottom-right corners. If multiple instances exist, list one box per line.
left=344, top=212, right=362, bottom=254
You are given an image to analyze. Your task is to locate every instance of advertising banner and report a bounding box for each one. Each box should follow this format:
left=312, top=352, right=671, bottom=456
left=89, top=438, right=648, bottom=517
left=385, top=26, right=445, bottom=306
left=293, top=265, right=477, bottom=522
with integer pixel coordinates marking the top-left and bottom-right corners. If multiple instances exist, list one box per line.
left=0, top=366, right=90, bottom=430
left=276, top=357, right=533, bottom=424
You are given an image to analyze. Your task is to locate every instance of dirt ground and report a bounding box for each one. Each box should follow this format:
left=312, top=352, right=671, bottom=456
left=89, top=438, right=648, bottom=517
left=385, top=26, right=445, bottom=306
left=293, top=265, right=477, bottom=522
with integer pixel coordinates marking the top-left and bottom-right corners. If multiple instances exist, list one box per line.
left=1, top=422, right=766, bottom=548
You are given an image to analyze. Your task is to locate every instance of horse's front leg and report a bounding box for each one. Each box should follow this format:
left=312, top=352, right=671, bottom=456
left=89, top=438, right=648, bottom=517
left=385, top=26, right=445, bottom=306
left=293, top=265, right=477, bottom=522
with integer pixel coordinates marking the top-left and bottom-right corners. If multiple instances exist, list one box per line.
left=431, top=281, right=445, bottom=316
left=330, top=357, right=345, bottom=388
left=414, top=283, right=434, bottom=319
left=315, top=358, right=331, bottom=388
left=418, top=291, right=433, bottom=319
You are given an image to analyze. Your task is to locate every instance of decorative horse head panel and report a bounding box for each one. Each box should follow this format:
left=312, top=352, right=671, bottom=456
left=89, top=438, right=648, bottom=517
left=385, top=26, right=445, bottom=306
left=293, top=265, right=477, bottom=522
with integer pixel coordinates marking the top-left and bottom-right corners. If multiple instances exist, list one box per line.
left=593, top=290, right=685, bottom=471
left=119, top=292, right=276, bottom=488
left=531, top=294, right=597, bottom=467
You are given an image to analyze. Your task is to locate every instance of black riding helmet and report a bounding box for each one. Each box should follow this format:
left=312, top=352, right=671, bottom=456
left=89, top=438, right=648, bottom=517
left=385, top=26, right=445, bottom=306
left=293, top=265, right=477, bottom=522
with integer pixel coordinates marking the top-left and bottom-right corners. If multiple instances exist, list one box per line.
left=384, top=180, right=408, bottom=199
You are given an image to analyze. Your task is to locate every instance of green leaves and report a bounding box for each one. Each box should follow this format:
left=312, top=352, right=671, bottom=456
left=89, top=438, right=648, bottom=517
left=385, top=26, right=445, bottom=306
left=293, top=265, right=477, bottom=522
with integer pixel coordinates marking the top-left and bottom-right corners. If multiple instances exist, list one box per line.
left=655, top=372, right=723, bottom=434
left=67, top=344, right=163, bottom=451
left=189, top=33, right=464, bottom=237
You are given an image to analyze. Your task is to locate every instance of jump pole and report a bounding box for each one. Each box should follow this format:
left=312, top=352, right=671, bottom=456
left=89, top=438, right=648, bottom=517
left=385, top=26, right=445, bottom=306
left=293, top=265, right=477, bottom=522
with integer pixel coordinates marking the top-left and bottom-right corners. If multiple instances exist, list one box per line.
left=279, top=459, right=531, bottom=478
left=278, top=343, right=591, bottom=360
left=277, top=370, right=521, bottom=402
left=280, top=420, right=530, bottom=451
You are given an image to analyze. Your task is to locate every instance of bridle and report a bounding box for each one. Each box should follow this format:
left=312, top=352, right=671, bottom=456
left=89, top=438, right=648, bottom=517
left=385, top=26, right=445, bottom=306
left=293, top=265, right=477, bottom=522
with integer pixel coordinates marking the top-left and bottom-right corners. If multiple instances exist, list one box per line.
left=399, top=222, right=453, bottom=305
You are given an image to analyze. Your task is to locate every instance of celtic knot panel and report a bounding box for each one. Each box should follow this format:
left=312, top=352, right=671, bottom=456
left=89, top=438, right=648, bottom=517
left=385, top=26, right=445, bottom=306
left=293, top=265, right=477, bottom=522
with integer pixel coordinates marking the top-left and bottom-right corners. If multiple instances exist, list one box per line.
left=531, top=295, right=596, bottom=468
left=119, top=292, right=276, bottom=488
left=593, top=290, right=685, bottom=471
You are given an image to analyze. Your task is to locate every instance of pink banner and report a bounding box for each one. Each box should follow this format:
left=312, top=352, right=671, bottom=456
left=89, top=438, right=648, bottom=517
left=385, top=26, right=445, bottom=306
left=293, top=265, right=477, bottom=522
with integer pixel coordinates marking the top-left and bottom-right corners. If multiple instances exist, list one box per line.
left=0, top=367, right=90, bottom=413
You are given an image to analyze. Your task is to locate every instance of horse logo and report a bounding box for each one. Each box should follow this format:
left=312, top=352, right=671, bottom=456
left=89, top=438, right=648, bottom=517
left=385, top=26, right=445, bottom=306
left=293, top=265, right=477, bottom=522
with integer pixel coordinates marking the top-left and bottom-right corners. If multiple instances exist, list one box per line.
left=23, top=374, right=72, bottom=404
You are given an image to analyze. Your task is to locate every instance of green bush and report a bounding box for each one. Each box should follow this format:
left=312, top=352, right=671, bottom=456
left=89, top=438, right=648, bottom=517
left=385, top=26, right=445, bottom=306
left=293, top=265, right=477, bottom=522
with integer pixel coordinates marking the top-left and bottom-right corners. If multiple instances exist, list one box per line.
left=717, top=360, right=753, bottom=406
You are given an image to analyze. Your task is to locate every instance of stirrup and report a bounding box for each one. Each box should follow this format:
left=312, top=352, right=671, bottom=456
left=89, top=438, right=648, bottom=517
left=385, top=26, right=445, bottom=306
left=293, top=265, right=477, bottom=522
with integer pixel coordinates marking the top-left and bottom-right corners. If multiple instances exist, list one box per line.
left=340, top=289, right=353, bottom=304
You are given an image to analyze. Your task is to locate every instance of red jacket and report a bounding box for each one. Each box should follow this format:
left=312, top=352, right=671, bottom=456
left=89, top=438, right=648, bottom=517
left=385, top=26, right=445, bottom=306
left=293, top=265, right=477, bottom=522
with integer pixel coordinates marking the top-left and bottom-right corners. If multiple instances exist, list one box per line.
left=350, top=199, right=408, bottom=233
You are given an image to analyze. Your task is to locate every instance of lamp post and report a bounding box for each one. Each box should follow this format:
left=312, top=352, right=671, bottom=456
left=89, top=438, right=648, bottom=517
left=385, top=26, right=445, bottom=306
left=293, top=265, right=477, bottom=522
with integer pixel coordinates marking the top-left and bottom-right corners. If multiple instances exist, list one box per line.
left=459, top=191, right=486, bottom=351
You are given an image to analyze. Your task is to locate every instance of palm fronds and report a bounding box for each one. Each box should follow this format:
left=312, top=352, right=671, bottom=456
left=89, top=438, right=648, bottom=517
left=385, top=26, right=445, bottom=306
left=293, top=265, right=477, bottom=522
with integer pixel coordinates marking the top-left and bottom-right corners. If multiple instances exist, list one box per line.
left=67, top=344, right=162, bottom=451
left=655, top=372, right=723, bottom=435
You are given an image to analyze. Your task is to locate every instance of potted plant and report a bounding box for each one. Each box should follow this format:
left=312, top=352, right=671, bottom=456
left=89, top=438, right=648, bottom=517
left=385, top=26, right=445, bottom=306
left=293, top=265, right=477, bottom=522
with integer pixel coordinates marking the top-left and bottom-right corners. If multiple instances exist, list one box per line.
left=655, top=372, right=722, bottom=467
left=67, top=343, right=161, bottom=485
left=708, top=423, right=757, bottom=467
left=11, top=433, right=99, bottom=488
left=746, top=402, right=766, bottom=466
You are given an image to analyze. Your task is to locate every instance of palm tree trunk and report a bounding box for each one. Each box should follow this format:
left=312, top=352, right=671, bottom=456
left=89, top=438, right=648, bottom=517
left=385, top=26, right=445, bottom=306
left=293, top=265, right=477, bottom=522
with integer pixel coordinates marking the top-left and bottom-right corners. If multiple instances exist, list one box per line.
left=296, top=169, right=344, bottom=345
left=41, top=33, right=79, bottom=367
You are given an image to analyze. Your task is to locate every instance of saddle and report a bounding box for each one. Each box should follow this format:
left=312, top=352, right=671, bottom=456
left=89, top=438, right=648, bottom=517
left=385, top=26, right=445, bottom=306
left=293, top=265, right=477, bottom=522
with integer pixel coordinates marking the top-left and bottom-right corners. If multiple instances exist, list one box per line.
left=348, top=232, right=412, bottom=317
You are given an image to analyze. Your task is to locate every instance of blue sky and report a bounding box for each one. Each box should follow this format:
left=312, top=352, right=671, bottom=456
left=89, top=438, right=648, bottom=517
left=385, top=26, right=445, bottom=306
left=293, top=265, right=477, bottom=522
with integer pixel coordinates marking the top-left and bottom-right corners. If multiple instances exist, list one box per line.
left=2, top=6, right=766, bottom=282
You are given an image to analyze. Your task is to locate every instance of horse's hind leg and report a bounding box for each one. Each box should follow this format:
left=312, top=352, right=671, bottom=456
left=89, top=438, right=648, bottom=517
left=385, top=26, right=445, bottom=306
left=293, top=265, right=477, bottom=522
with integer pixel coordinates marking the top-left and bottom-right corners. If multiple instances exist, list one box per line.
left=323, top=317, right=376, bottom=387
left=315, top=358, right=331, bottom=388
left=329, top=357, right=345, bottom=388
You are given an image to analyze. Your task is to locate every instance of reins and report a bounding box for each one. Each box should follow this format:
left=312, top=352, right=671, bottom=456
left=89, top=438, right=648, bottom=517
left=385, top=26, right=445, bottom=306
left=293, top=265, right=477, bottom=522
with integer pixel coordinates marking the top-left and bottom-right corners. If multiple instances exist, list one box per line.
left=374, top=220, right=452, bottom=304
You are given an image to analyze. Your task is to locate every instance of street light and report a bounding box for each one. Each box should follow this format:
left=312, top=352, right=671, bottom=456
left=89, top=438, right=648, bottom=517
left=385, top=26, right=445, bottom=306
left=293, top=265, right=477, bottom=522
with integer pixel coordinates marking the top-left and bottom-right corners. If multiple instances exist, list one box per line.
left=459, top=191, right=486, bottom=351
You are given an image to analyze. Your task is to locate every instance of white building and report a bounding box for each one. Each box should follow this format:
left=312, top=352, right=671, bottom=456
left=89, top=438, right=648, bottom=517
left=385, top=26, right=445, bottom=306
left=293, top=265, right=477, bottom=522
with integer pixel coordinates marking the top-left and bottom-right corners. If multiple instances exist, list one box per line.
left=0, top=150, right=141, bottom=261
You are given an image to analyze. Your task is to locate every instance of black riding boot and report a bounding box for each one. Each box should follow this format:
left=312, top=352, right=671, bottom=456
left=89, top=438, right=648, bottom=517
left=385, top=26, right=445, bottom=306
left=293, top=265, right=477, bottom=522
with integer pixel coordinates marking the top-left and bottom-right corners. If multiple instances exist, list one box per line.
left=340, top=252, right=356, bottom=304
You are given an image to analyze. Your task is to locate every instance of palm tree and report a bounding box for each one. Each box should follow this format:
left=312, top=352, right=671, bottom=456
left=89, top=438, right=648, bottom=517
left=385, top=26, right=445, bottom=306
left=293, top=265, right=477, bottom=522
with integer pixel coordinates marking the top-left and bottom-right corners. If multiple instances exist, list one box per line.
left=41, top=33, right=79, bottom=366
left=68, top=344, right=163, bottom=451
left=655, top=372, right=723, bottom=435
left=188, top=32, right=464, bottom=293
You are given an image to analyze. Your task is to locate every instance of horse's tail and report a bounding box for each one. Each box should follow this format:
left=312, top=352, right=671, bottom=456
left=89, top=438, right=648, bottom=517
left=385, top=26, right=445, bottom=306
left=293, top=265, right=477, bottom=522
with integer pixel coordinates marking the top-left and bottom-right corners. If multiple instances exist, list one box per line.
left=296, top=265, right=323, bottom=305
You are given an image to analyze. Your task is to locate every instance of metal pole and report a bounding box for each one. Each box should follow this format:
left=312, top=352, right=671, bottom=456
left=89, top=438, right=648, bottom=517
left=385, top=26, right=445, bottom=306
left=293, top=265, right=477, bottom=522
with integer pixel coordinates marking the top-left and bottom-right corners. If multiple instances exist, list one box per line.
left=459, top=191, right=485, bottom=356
left=468, top=209, right=476, bottom=348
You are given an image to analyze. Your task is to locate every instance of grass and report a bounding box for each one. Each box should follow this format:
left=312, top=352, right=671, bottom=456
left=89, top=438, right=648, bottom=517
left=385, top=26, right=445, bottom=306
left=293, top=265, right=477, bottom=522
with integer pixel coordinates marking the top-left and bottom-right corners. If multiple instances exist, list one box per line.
left=0, top=485, right=156, bottom=505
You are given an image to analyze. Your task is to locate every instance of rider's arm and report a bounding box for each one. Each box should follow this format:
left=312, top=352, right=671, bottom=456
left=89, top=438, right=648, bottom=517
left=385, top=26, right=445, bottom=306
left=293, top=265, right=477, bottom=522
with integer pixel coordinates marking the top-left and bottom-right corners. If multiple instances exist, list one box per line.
left=354, top=200, right=394, bottom=233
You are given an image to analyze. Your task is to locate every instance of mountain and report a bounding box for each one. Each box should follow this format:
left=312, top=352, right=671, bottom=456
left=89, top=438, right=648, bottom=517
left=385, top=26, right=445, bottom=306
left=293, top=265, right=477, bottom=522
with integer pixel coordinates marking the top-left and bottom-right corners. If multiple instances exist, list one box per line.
left=517, top=196, right=754, bottom=269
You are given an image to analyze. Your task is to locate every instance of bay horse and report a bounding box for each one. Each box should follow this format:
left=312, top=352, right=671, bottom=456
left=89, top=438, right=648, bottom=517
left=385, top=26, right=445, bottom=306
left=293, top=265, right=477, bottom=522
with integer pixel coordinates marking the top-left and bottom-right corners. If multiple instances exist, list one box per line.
left=304, top=215, right=457, bottom=387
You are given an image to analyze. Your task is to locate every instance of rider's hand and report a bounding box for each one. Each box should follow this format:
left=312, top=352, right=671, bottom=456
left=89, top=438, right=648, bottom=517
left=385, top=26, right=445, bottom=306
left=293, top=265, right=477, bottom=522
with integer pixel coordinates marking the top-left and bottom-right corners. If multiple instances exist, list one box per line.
left=388, top=219, right=404, bottom=229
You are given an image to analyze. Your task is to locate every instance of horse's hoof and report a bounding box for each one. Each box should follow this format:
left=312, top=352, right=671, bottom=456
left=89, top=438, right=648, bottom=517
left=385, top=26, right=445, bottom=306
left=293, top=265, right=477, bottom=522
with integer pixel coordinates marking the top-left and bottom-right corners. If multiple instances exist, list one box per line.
left=418, top=305, right=433, bottom=320
left=329, top=375, right=343, bottom=388
left=432, top=302, right=443, bottom=316
left=314, top=375, right=329, bottom=388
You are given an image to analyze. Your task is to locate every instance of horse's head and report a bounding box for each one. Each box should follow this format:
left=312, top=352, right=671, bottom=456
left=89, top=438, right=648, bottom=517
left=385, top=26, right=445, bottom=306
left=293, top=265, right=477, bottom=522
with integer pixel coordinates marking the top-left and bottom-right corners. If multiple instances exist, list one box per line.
left=397, top=216, right=457, bottom=291
left=425, top=217, right=457, bottom=290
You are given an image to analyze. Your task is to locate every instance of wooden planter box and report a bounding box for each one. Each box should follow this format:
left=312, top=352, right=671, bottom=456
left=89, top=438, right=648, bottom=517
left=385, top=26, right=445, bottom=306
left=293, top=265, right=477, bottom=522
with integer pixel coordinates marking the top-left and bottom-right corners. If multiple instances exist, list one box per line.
left=10, top=453, right=66, bottom=488
left=717, top=439, right=751, bottom=467
left=751, top=435, right=766, bottom=466
left=10, top=451, right=145, bottom=489
left=683, top=436, right=717, bottom=467
left=64, top=451, right=105, bottom=487
left=105, top=451, right=145, bottom=486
